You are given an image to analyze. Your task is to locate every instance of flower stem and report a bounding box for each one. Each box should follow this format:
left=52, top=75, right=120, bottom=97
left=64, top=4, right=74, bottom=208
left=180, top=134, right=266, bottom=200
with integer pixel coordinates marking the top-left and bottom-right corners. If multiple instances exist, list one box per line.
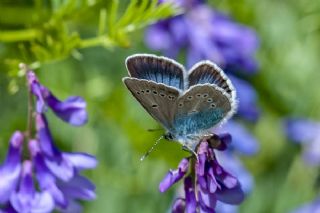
left=20, top=63, right=34, bottom=141
left=190, top=157, right=199, bottom=199
left=26, top=84, right=33, bottom=141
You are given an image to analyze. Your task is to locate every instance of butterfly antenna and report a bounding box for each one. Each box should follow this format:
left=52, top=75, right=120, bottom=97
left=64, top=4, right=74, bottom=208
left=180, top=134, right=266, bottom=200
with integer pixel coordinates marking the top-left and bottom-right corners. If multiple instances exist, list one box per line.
left=140, top=135, right=164, bottom=161
left=147, top=128, right=162, bottom=132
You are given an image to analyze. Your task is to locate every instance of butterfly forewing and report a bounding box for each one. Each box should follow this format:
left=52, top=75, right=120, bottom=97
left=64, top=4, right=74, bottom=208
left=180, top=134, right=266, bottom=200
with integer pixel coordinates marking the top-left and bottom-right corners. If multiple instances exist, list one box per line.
left=188, top=62, right=235, bottom=97
left=126, top=54, right=186, bottom=90
left=123, top=77, right=180, bottom=130
left=172, top=84, right=232, bottom=135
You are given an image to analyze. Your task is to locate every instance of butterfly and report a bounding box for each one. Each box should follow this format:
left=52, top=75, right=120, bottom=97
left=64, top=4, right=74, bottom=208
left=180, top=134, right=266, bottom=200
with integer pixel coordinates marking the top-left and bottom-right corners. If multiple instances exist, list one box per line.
left=123, top=54, right=237, bottom=157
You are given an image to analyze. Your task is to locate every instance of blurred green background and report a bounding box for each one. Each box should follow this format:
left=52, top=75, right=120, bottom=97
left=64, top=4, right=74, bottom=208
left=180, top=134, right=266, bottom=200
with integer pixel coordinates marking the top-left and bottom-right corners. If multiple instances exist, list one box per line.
left=1, top=0, right=320, bottom=212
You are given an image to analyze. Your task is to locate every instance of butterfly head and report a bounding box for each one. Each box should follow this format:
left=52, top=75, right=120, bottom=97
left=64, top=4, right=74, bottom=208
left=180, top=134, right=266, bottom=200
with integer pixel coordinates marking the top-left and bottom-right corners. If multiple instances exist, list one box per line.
left=163, top=132, right=175, bottom=141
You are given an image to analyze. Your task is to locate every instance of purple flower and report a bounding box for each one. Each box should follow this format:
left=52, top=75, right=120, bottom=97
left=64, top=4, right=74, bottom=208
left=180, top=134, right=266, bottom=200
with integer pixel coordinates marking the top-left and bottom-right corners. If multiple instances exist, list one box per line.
left=216, top=120, right=259, bottom=156
left=10, top=161, right=54, bottom=213
left=172, top=198, right=186, bottom=213
left=159, top=158, right=189, bottom=192
left=159, top=0, right=203, bottom=9
left=184, top=177, right=197, bottom=213
left=27, top=71, right=88, bottom=126
left=215, top=151, right=253, bottom=194
left=29, top=139, right=68, bottom=208
left=291, top=198, right=320, bottom=213
left=229, top=75, right=260, bottom=122
left=29, top=140, right=96, bottom=212
left=145, top=2, right=259, bottom=73
left=57, top=174, right=96, bottom=207
left=159, top=137, right=245, bottom=212
left=285, top=118, right=320, bottom=165
left=35, top=113, right=97, bottom=181
left=0, top=131, right=24, bottom=204
left=0, top=66, right=97, bottom=212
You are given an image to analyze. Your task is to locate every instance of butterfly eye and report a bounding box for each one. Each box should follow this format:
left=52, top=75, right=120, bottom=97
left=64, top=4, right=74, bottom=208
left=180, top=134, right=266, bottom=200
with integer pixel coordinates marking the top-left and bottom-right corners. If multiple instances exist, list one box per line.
left=187, top=96, right=193, bottom=100
left=196, top=94, right=201, bottom=98
left=152, top=104, right=158, bottom=108
left=178, top=102, right=183, bottom=107
left=136, top=91, right=140, bottom=94
left=207, top=98, right=213, bottom=103
left=152, top=90, right=158, bottom=95
left=141, top=90, right=145, bottom=94
left=202, top=93, right=208, bottom=98
left=210, top=103, right=216, bottom=108
left=164, top=133, right=174, bottom=140
left=145, top=89, right=150, bottom=93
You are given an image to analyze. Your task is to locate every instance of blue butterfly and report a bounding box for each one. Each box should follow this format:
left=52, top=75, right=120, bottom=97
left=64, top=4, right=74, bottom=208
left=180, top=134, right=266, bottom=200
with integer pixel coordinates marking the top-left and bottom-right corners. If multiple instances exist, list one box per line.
left=123, top=54, right=237, bottom=157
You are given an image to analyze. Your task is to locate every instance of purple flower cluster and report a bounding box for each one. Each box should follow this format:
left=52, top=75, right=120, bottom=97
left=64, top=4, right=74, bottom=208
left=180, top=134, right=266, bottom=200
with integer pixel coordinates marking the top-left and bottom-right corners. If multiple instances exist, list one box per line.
left=285, top=118, right=320, bottom=212
left=160, top=134, right=244, bottom=212
left=291, top=198, right=320, bottom=213
left=146, top=1, right=259, bottom=73
left=284, top=118, right=320, bottom=213
left=0, top=67, right=97, bottom=212
left=285, top=118, right=320, bottom=165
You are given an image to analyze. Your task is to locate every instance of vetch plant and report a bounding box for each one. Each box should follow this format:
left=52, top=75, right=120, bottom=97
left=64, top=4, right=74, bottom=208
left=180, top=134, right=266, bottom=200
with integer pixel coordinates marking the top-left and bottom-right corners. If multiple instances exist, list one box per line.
left=0, top=64, right=97, bottom=212
left=160, top=135, right=244, bottom=212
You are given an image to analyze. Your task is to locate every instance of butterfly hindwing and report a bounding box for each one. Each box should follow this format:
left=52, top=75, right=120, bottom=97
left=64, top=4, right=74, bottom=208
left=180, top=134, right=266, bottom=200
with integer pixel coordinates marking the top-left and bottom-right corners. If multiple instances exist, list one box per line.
left=126, top=54, right=186, bottom=90
left=172, top=84, right=232, bottom=135
left=123, top=77, right=180, bottom=129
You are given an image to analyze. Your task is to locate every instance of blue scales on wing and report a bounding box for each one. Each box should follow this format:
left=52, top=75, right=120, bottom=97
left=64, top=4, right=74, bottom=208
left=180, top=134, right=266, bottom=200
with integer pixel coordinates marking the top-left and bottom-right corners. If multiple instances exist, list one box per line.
left=126, top=54, right=185, bottom=90
left=188, top=62, right=234, bottom=96
left=171, top=84, right=232, bottom=136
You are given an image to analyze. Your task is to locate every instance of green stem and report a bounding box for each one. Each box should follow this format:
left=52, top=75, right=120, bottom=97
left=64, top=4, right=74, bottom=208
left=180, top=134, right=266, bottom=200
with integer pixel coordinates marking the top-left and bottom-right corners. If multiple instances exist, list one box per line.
left=78, top=36, right=114, bottom=49
left=0, top=29, right=41, bottom=42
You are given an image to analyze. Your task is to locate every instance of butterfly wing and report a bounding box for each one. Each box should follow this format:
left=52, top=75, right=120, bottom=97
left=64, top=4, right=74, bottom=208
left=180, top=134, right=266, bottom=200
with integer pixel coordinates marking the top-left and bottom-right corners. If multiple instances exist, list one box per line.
left=172, top=84, right=233, bottom=135
left=123, top=77, right=180, bottom=130
left=126, top=54, right=186, bottom=90
left=188, top=61, right=236, bottom=99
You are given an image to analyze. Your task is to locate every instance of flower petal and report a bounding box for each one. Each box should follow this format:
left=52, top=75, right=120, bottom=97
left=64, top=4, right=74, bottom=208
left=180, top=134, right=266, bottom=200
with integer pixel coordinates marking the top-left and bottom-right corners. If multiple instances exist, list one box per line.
left=46, top=95, right=88, bottom=126
left=215, top=181, right=244, bottom=205
left=172, top=198, right=186, bottom=213
left=198, top=188, right=216, bottom=212
left=285, top=118, right=320, bottom=144
left=159, top=158, right=189, bottom=192
left=29, top=140, right=67, bottom=208
left=44, top=156, right=74, bottom=182
left=0, top=132, right=23, bottom=204
left=184, top=177, right=197, bottom=213
left=229, top=75, right=260, bottom=121
left=58, top=175, right=96, bottom=200
left=216, top=151, right=254, bottom=193
left=36, top=114, right=60, bottom=158
left=11, top=161, right=54, bottom=213
left=63, top=153, right=97, bottom=170
left=220, top=121, right=259, bottom=156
